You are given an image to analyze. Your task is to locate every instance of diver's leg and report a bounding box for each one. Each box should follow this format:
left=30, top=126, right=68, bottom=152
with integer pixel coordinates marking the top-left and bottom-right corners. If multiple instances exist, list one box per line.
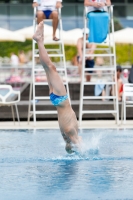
left=33, top=21, right=66, bottom=96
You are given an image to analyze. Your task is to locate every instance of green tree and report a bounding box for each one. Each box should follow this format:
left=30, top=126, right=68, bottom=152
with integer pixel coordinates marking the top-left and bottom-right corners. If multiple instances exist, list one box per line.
left=114, top=18, right=123, bottom=31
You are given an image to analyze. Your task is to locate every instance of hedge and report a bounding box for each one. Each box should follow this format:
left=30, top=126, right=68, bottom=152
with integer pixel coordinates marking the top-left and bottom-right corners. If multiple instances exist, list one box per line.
left=0, top=40, right=133, bottom=65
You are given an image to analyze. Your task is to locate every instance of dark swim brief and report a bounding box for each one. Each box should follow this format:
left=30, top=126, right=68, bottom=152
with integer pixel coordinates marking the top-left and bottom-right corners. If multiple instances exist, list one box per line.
left=43, top=10, right=52, bottom=19
left=77, top=56, right=95, bottom=74
left=85, top=59, right=95, bottom=73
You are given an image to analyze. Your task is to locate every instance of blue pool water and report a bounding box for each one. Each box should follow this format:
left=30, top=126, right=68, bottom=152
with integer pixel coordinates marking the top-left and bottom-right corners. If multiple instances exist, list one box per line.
left=0, top=129, right=133, bottom=200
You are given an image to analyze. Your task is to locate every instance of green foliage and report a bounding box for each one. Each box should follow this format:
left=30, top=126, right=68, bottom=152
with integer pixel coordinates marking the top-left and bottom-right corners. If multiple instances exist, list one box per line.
left=114, top=18, right=123, bottom=31
left=96, top=44, right=133, bottom=65
left=0, top=40, right=77, bottom=63
left=64, top=45, right=77, bottom=61
left=116, top=44, right=133, bottom=65
left=0, top=40, right=133, bottom=65
left=0, top=40, right=32, bottom=57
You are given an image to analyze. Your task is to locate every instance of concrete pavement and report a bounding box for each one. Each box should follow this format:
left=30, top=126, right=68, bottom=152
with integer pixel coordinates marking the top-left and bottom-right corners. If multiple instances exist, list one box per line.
left=0, top=120, right=132, bottom=129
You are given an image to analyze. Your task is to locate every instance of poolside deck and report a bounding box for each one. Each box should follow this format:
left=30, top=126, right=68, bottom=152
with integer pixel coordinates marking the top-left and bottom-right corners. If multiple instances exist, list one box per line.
left=0, top=120, right=133, bottom=129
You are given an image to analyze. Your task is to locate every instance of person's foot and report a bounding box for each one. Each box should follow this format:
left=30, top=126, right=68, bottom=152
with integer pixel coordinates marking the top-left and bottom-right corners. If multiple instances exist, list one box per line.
left=33, top=21, right=44, bottom=42
left=53, top=36, right=60, bottom=41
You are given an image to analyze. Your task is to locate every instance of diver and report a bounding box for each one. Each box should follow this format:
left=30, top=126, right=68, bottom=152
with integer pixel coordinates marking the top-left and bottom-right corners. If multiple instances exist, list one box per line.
left=33, top=21, right=82, bottom=153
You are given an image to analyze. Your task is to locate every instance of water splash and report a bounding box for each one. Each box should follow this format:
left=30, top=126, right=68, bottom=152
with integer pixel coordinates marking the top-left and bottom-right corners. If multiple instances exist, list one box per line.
left=69, top=133, right=102, bottom=159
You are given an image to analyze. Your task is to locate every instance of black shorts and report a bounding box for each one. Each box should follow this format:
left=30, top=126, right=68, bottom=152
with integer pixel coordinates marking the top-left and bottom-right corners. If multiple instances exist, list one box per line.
left=85, top=59, right=95, bottom=73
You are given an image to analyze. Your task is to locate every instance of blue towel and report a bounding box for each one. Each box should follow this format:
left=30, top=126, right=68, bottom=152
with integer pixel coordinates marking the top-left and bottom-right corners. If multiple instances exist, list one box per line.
left=87, top=11, right=109, bottom=43
left=95, top=81, right=105, bottom=96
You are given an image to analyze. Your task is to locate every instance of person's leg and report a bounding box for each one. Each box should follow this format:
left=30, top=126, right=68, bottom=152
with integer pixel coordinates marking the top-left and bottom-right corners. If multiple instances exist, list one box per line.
left=101, top=89, right=106, bottom=101
left=33, top=21, right=66, bottom=96
left=111, top=79, right=122, bottom=101
left=77, top=56, right=82, bottom=76
left=117, top=79, right=122, bottom=101
left=49, top=11, right=59, bottom=41
left=86, top=74, right=91, bottom=82
left=37, top=11, right=46, bottom=23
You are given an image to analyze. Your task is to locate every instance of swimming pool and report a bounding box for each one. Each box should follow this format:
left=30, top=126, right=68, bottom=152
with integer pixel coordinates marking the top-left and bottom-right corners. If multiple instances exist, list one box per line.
left=0, top=129, right=133, bottom=200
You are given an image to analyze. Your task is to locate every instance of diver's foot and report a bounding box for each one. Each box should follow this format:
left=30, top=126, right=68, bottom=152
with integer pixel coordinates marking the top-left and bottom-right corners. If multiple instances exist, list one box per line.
left=33, top=21, right=44, bottom=42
